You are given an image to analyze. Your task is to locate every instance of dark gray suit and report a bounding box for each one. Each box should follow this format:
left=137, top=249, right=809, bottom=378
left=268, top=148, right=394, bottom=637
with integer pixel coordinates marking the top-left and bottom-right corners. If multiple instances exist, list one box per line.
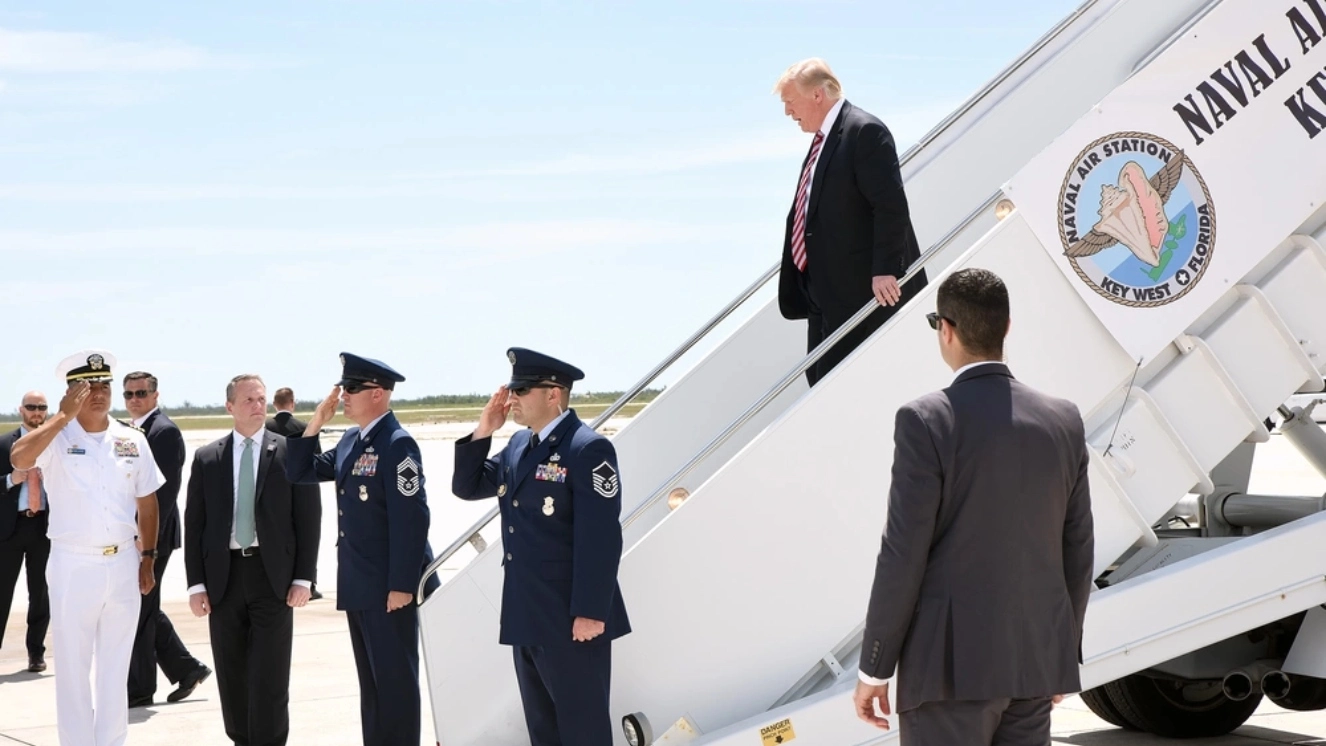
left=860, top=363, right=1094, bottom=745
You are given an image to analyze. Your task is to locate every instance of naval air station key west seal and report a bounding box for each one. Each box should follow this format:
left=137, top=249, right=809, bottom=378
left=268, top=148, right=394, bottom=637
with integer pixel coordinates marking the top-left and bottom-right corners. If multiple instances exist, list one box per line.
left=1057, top=131, right=1216, bottom=308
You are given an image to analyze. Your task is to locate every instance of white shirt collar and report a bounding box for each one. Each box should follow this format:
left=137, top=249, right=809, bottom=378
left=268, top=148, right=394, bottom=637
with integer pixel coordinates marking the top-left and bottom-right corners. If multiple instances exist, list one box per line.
left=952, top=361, right=1004, bottom=383
left=537, top=410, right=571, bottom=443
left=819, top=98, right=846, bottom=137
left=232, top=429, right=264, bottom=448
left=132, top=407, right=159, bottom=428
left=360, top=412, right=390, bottom=441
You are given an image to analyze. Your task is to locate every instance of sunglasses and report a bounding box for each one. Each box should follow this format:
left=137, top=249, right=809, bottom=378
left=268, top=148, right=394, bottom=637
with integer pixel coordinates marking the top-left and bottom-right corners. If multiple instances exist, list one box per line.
left=22, top=404, right=48, bottom=412
left=510, top=384, right=563, bottom=397
left=926, top=312, right=956, bottom=330
left=342, top=381, right=383, bottom=395
left=123, top=390, right=154, bottom=400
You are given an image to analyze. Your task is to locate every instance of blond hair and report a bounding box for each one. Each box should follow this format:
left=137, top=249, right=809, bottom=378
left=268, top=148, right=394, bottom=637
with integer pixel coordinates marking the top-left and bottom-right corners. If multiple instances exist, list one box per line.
left=774, top=58, right=843, bottom=99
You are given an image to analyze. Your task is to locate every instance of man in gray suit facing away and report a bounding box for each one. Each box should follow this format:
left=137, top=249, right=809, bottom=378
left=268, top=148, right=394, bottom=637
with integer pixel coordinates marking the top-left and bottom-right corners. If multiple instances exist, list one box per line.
left=853, top=268, right=1095, bottom=745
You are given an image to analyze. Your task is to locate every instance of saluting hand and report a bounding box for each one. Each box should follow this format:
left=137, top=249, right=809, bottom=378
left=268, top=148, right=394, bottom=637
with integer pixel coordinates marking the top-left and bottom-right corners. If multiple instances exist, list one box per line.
left=308, top=386, right=341, bottom=432
left=473, top=385, right=511, bottom=440
left=59, top=381, right=90, bottom=418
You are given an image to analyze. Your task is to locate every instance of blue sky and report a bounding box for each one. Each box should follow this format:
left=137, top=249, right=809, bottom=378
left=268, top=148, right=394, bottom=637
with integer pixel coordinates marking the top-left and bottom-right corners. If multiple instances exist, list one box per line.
left=0, top=0, right=1080, bottom=408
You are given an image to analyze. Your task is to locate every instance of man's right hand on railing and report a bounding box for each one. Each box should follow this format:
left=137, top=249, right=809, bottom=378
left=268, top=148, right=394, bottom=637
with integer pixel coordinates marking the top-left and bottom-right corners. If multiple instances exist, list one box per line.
left=473, top=385, right=512, bottom=440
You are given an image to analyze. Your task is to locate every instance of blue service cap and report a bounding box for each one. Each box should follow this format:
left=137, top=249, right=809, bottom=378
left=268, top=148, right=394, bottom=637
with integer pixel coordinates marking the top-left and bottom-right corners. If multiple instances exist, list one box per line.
left=337, top=352, right=405, bottom=390
left=506, top=347, right=584, bottom=390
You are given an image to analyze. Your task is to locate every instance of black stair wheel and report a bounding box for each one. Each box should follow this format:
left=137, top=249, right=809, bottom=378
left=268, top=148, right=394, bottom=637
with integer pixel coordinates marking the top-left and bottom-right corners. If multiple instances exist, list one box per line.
left=1102, top=674, right=1261, bottom=739
left=1079, top=687, right=1140, bottom=730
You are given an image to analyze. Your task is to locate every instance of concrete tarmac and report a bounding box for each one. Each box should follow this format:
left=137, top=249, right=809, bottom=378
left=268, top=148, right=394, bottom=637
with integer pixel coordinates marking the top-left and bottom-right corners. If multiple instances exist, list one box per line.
left=1, top=422, right=1324, bottom=744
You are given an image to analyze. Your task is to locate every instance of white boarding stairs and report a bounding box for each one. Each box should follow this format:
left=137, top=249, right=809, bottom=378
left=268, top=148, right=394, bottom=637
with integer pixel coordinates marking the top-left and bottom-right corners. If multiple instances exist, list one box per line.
left=419, top=0, right=1326, bottom=743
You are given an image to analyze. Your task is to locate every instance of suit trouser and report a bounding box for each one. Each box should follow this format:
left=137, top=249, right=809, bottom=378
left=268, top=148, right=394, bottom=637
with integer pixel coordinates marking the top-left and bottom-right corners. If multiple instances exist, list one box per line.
left=795, top=267, right=920, bottom=387
left=47, top=541, right=141, bottom=746
left=513, top=641, right=613, bottom=746
left=210, top=551, right=293, bottom=746
left=346, top=606, right=421, bottom=746
left=128, top=548, right=201, bottom=697
left=0, top=510, right=50, bottom=655
left=900, top=697, right=1053, bottom=746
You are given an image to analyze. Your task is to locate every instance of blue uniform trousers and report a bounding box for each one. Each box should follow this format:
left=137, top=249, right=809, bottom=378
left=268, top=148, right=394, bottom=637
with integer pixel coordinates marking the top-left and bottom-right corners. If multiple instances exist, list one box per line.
left=513, top=641, right=613, bottom=746
left=346, top=606, right=421, bottom=746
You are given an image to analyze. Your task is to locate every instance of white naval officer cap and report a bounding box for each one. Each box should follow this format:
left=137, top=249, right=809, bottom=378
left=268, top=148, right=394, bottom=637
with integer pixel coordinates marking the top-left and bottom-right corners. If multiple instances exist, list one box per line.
left=57, top=349, right=117, bottom=383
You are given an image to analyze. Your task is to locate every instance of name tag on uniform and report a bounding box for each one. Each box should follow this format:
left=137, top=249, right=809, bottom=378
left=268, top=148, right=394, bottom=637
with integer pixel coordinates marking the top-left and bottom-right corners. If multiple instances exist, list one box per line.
left=67, top=447, right=86, bottom=455
left=351, top=453, right=378, bottom=477
left=534, top=463, right=567, bottom=483
left=113, top=439, right=140, bottom=458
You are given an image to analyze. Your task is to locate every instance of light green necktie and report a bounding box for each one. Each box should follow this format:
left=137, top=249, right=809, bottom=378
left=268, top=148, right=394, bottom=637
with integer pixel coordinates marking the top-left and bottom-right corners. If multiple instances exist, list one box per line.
left=235, top=437, right=256, bottom=548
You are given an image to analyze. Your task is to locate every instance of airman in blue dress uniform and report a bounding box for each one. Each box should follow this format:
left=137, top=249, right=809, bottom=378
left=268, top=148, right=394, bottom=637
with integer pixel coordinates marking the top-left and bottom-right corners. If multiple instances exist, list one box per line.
left=286, top=352, right=437, bottom=746
left=453, top=347, right=630, bottom=746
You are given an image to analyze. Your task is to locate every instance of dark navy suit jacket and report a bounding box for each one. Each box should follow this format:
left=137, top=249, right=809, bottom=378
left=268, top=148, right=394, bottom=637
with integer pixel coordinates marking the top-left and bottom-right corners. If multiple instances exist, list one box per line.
left=453, top=410, right=630, bottom=647
left=286, top=411, right=436, bottom=611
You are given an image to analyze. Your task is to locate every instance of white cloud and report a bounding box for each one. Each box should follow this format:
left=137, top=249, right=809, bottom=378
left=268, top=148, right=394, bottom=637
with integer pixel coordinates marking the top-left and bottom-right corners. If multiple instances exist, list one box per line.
left=0, top=27, right=242, bottom=73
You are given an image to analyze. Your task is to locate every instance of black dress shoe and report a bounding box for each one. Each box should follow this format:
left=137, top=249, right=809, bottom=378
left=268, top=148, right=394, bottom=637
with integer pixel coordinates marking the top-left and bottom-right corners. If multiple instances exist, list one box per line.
left=128, top=693, right=154, bottom=708
left=309, top=584, right=324, bottom=600
left=167, top=664, right=212, bottom=703
left=27, top=655, right=45, bottom=673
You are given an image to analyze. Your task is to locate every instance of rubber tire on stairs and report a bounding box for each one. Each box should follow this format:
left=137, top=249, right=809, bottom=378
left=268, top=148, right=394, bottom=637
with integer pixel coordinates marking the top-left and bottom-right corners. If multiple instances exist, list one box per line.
left=1103, top=674, right=1261, bottom=738
left=1079, top=687, right=1139, bottom=730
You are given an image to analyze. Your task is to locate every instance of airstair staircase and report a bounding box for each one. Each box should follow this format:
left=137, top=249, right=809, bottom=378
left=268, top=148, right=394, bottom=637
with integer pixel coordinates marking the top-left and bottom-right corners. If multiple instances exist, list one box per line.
left=418, top=0, right=1326, bottom=742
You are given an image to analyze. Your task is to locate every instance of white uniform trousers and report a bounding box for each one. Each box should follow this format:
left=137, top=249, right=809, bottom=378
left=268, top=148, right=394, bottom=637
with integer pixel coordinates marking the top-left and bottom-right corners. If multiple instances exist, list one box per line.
left=47, top=541, right=141, bottom=746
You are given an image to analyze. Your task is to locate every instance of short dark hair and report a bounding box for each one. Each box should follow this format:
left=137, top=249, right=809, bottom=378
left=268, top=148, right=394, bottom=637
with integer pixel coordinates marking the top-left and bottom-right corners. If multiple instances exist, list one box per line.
left=935, top=268, right=1009, bottom=359
left=273, top=387, right=294, bottom=408
left=123, top=371, right=158, bottom=391
left=226, top=374, right=265, bottom=403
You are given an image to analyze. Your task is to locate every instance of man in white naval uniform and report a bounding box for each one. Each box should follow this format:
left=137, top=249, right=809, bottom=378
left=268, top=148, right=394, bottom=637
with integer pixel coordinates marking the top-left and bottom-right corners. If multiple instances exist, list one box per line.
left=11, top=350, right=163, bottom=746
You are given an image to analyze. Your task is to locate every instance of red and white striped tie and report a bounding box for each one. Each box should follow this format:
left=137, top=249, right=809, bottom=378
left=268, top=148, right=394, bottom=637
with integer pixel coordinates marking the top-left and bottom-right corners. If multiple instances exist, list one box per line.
left=791, top=131, right=825, bottom=273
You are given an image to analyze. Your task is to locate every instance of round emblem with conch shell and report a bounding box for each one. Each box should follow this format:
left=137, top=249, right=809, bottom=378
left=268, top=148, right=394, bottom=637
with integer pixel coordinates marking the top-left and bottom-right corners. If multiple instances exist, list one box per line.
left=507, top=350, right=516, bottom=364
left=359, top=485, right=369, bottom=501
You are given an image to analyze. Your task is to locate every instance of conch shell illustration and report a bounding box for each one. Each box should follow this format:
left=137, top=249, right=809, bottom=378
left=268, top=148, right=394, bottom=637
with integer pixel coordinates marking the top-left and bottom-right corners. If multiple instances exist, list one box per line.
left=1065, top=154, right=1186, bottom=266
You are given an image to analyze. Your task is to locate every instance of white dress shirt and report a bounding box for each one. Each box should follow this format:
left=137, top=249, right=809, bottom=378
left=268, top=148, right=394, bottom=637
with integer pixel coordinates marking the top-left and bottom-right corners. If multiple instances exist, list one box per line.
left=858, top=360, right=1007, bottom=686
left=131, top=407, right=159, bottom=428
left=36, top=417, right=164, bottom=549
left=804, top=97, right=846, bottom=205
left=187, top=428, right=311, bottom=595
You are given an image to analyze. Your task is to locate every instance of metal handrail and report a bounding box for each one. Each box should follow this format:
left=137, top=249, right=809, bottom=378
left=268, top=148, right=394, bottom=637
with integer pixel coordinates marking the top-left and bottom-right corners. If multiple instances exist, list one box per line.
left=620, top=191, right=1000, bottom=531
left=411, top=0, right=1098, bottom=598
left=417, top=264, right=778, bottom=597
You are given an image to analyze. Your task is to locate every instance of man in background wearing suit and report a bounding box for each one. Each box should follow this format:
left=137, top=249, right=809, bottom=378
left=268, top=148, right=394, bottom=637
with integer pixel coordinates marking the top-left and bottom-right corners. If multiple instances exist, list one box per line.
left=123, top=371, right=211, bottom=706
left=775, top=58, right=927, bottom=386
left=265, top=387, right=324, bottom=600
left=0, top=391, right=52, bottom=672
left=185, top=374, right=320, bottom=746
left=853, top=268, right=1095, bottom=745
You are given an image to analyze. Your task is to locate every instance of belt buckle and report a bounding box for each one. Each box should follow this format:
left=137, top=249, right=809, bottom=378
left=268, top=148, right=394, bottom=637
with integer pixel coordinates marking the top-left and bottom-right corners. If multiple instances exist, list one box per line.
left=102, top=545, right=118, bottom=556
left=240, top=547, right=256, bottom=557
